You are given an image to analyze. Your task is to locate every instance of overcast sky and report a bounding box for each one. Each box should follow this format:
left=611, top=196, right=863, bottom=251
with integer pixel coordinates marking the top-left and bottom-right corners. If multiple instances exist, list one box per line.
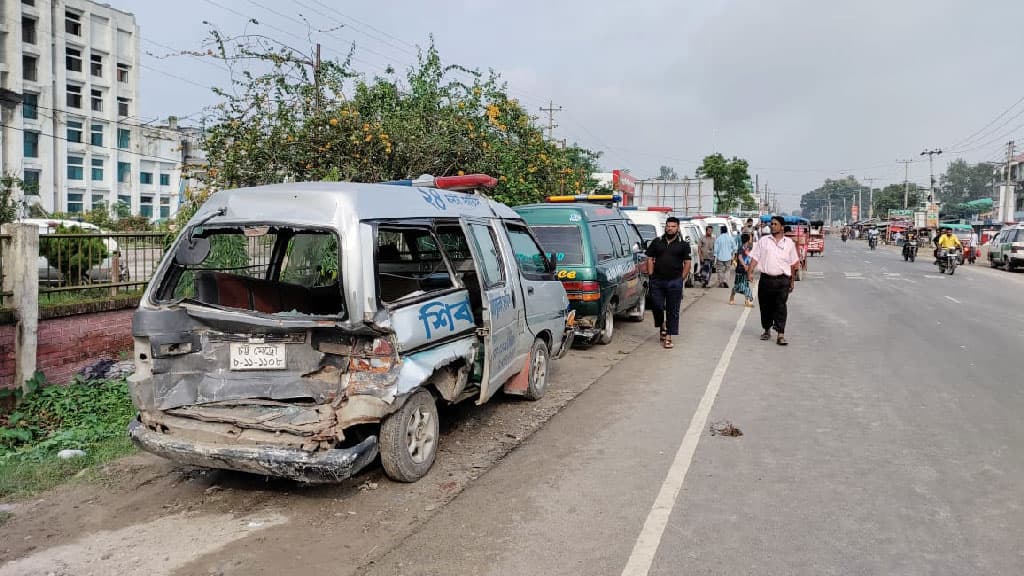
left=120, top=0, right=1024, bottom=210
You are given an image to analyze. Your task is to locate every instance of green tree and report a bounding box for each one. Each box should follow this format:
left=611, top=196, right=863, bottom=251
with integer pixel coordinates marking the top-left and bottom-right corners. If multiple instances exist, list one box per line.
left=873, top=183, right=921, bottom=217
left=193, top=32, right=601, bottom=210
left=938, top=159, right=996, bottom=204
left=1, top=173, right=24, bottom=225
left=800, top=176, right=863, bottom=220
left=658, top=165, right=678, bottom=180
left=695, top=153, right=753, bottom=213
left=38, top=225, right=108, bottom=284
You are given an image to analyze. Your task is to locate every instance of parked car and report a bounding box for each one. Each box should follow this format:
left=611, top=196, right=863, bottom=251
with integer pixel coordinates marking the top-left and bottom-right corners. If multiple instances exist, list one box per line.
left=988, top=224, right=1024, bottom=270
left=128, top=174, right=574, bottom=484
left=18, top=218, right=119, bottom=254
left=515, top=198, right=648, bottom=345
left=37, top=256, right=65, bottom=287
left=84, top=255, right=130, bottom=284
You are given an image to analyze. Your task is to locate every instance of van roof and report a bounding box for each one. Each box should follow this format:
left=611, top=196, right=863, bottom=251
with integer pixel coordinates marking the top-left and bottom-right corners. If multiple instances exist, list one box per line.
left=189, top=181, right=520, bottom=228
left=514, top=203, right=626, bottom=223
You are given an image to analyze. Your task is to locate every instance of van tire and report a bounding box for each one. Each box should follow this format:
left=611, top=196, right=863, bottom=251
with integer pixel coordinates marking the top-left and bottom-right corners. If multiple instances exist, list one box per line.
left=380, top=389, right=438, bottom=483
left=626, top=289, right=646, bottom=322
left=523, top=338, right=550, bottom=400
left=596, top=303, right=615, bottom=345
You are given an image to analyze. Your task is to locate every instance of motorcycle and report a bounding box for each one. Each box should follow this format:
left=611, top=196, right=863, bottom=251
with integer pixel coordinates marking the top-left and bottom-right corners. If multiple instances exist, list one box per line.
left=902, top=238, right=918, bottom=262
left=868, top=235, right=878, bottom=250
left=937, top=247, right=960, bottom=275
left=966, top=246, right=977, bottom=264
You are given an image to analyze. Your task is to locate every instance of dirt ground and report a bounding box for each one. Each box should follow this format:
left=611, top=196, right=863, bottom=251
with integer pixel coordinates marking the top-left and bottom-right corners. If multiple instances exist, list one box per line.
left=0, top=292, right=702, bottom=576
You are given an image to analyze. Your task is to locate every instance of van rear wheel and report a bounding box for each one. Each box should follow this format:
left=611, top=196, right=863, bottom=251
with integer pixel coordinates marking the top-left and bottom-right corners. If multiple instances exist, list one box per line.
left=596, top=303, right=615, bottom=345
left=380, top=389, right=438, bottom=483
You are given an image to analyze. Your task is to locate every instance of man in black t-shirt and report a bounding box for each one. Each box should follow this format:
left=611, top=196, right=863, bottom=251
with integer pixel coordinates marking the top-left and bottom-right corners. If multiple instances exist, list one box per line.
left=644, top=217, right=692, bottom=349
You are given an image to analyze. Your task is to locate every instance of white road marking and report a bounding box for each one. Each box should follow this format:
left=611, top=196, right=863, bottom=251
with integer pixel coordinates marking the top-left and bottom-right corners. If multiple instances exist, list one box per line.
left=620, top=307, right=751, bottom=576
left=883, top=272, right=900, bottom=277
left=864, top=260, right=872, bottom=264
left=843, top=272, right=862, bottom=277
left=925, top=274, right=944, bottom=279
left=945, top=295, right=962, bottom=304
left=902, top=278, right=918, bottom=284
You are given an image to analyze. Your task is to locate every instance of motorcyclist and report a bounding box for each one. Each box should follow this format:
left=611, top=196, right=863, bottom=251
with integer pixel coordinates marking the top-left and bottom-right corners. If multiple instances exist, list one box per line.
left=903, top=230, right=919, bottom=259
left=866, top=226, right=880, bottom=248
left=934, top=227, right=962, bottom=263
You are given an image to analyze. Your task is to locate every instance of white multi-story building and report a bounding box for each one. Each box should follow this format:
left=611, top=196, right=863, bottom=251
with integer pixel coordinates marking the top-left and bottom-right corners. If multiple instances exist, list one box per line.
left=0, top=0, right=182, bottom=219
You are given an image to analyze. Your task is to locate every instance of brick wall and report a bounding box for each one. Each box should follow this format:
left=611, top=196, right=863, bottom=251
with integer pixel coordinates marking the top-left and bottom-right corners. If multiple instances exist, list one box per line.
left=0, top=308, right=135, bottom=389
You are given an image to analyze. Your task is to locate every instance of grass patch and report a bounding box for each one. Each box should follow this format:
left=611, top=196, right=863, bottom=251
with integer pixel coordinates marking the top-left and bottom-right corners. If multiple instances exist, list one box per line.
left=0, top=510, right=11, bottom=527
left=0, top=375, right=137, bottom=501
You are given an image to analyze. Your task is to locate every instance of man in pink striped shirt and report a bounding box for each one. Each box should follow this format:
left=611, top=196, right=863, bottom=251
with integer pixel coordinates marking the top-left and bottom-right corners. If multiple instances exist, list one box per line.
left=746, top=216, right=801, bottom=345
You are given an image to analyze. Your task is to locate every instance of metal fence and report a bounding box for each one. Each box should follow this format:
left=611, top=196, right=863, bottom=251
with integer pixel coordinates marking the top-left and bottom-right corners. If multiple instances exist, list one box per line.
left=37, top=232, right=169, bottom=305
left=0, top=233, right=11, bottom=309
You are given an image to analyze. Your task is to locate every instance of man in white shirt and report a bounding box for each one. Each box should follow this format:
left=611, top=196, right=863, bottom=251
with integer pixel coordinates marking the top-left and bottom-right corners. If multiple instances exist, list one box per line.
left=747, top=216, right=801, bottom=345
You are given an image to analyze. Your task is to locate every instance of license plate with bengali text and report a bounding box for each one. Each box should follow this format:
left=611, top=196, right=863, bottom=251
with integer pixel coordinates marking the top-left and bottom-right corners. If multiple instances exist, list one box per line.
left=229, top=342, right=286, bottom=370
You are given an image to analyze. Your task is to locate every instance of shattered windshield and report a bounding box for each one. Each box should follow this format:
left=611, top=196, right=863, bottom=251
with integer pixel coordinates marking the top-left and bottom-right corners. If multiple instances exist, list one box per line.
left=156, top=226, right=345, bottom=318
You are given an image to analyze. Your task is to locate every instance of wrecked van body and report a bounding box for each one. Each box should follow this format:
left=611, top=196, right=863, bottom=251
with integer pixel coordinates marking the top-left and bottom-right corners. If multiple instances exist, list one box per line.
left=128, top=175, right=573, bottom=483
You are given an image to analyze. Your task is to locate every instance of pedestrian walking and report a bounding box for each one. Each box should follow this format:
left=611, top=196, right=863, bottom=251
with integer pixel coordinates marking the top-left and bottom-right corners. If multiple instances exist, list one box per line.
left=645, top=217, right=692, bottom=349
left=747, top=216, right=801, bottom=346
left=729, top=233, right=754, bottom=307
left=698, top=225, right=715, bottom=288
left=714, top=225, right=735, bottom=288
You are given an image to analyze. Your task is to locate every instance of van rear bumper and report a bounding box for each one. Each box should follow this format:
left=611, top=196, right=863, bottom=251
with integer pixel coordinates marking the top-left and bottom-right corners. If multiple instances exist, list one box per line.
left=128, top=419, right=379, bottom=484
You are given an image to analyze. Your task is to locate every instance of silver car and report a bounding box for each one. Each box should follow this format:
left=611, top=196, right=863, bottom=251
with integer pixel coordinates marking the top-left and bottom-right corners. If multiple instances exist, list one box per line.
left=128, top=175, right=573, bottom=483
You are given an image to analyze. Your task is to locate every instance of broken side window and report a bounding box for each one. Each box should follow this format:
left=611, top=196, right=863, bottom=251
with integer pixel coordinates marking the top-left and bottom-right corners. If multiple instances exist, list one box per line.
left=376, top=227, right=454, bottom=303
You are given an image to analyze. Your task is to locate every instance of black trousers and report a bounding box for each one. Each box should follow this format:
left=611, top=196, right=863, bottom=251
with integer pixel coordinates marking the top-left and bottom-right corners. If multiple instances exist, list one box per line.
left=757, top=274, right=791, bottom=333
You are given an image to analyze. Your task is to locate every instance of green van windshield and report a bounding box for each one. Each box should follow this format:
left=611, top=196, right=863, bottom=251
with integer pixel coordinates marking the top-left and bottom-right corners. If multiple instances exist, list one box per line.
left=531, top=225, right=586, bottom=265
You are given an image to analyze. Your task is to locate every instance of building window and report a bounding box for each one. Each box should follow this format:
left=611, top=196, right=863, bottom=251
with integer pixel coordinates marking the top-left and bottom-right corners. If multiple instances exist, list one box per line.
left=117, top=194, right=131, bottom=208
left=140, top=172, right=153, bottom=185
left=67, top=193, right=84, bottom=213
left=68, top=156, right=85, bottom=180
left=67, top=84, right=82, bottom=108
left=91, top=123, right=104, bottom=146
left=91, top=158, right=105, bottom=181
left=159, top=173, right=171, bottom=186
left=117, top=63, right=129, bottom=83
left=65, top=11, right=82, bottom=36
left=23, top=55, right=37, bottom=81
left=67, top=120, right=84, bottom=143
left=160, top=197, right=171, bottom=218
left=22, top=16, right=36, bottom=45
left=23, top=170, right=41, bottom=194
left=117, top=128, right=130, bottom=149
left=117, top=162, right=131, bottom=183
left=140, top=196, right=154, bottom=218
left=90, top=54, right=103, bottom=77
left=66, top=47, right=83, bottom=72
left=91, top=89, right=103, bottom=112
left=92, top=195, right=108, bottom=212
left=22, top=93, right=38, bottom=119
left=22, top=0, right=36, bottom=6
left=24, top=131, right=39, bottom=157
left=117, top=97, right=130, bottom=117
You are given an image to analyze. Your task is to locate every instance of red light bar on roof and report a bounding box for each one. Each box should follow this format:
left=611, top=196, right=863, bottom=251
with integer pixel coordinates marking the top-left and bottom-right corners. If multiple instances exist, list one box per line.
left=437, top=174, right=498, bottom=190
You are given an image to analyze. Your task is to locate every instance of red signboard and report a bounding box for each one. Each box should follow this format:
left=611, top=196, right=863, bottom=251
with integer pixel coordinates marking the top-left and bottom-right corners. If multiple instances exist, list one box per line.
left=851, top=204, right=859, bottom=221
left=612, top=169, right=636, bottom=205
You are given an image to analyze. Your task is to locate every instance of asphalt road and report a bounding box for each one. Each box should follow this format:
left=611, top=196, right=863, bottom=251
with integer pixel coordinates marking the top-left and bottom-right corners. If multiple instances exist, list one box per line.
left=361, top=239, right=1024, bottom=576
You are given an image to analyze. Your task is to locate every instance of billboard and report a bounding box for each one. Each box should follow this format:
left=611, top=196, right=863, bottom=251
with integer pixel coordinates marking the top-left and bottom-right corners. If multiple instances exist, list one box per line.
left=851, top=204, right=859, bottom=221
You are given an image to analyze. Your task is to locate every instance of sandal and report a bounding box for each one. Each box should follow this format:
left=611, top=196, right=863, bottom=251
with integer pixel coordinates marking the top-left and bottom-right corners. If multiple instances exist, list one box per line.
left=659, top=329, right=668, bottom=342
left=663, top=338, right=674, bottom=349
left=777, top=335, right=788, bottom=346
left=760, top=331, right=771, bottom=341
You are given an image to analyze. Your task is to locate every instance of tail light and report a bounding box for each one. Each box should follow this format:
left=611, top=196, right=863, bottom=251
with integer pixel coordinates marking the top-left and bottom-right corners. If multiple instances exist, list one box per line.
left=562, top=280, right=601, bottom=302
left=348, top=337, right=396, bottom=372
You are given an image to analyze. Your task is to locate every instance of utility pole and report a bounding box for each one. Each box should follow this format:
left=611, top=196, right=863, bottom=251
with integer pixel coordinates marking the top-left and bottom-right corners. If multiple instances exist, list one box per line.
left=843, top=196, right=847, bottom=224
left=1003, top=140, right=1016, bottom=222
left=898, top=159, right=913, bottom=209
left=921, top=148, right=942, bottom=203
left=539, top=100, right=562, bottom=141
left=862, top=178, right=877, bottom=219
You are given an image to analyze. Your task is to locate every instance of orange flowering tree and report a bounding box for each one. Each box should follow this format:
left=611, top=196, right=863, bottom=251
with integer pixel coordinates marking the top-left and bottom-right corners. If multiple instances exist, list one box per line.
left=193, top=33, right=601, bottom=214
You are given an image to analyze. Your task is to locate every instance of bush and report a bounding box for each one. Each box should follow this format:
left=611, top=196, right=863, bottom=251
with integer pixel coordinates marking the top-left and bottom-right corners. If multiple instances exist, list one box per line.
left=38, top=225, right=108, bottom=284
left=0, top=373, right=135, bottom=463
